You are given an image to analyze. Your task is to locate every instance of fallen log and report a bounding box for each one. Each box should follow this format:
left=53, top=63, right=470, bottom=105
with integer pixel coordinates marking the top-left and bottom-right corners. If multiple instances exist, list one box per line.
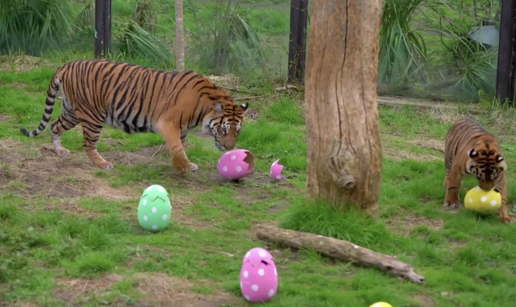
left=255, top=224, right=425, bottom=283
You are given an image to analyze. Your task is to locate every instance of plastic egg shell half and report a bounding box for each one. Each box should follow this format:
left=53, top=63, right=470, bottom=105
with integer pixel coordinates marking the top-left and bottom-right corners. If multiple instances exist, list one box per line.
left=217, top=149, right=255, bottom=180
left=240, top=247, right=278, bottom=303
left=464, top=186, right=501, bottom=214
left=137, top=184, right=172, bottom=232
left=369, top=302, right=393, bottom=307
left=270, top=159, right=285, bottom=181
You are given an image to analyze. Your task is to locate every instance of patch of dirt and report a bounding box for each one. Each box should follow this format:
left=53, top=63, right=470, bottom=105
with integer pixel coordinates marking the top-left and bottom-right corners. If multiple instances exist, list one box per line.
left=0, top=113, right=10, bottom=122
left=0, top=139, right=139, bottom=202
left=54, top=273, right=124, bottom=302
left=205, top=74, right=240, bottom=89
left=53, top=273, right=237, bottom=307
left=245, top=108, right=261, bottom=121
left=385, top=211, right=444, bottom=237
left=425, top=106, right=468, bottom=125
left=0, top=55, right=53, bottom=72
left=382, top=146, right=440, bottom=162
left=1, top=302, right=42, bottom=307
left=42, top=199, right=102, bottom=218
left=134, top=272, right=237, bottom=307
left=169, top=195, right=215, bottom=230
left=266, top=201, right=290, bottom=213
left=232, top=187, right=273, bottom=207
left=409, top=294, right=436, bottom=307
left=408, top=138, right=445, bottom=153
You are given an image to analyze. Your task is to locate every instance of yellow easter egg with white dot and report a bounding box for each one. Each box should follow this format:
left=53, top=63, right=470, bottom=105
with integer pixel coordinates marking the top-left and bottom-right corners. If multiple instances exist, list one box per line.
left=369, top=303, right=393, bottom=307
left=464, top=186, right=501, bottom=214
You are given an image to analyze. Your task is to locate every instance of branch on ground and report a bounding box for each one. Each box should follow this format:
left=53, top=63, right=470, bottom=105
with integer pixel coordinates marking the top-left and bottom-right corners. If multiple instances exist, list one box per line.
left=255, top=224, right=425, bottom=284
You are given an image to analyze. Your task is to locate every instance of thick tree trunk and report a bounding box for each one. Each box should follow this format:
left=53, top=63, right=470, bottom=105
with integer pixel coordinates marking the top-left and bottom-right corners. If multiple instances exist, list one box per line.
left=304, top=0, right=383, bottom=215
left=174, top=0, right=185, bottom=71
left=255, top=224, right=425, bottom=283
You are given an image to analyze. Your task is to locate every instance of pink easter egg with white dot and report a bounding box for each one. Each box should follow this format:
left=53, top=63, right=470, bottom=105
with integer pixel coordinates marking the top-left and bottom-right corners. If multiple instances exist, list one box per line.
left=270, top=159, right=285, bottom=181
left=217, top=149, right=255, bottom=180
left=240, top=247, right=278, bottom=303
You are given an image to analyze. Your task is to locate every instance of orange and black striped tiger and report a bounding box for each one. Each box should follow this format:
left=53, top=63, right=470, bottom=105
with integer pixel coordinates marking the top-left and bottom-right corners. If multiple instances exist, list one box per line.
left=19, top=59, right=248, bottom=174
left=443, top=118, right=514, bottom=223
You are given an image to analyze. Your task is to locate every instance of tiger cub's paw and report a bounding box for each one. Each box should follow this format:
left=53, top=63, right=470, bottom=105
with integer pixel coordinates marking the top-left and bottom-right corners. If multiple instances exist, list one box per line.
left=498, top=214, right=515, bottom=224
left=443, top=201, right=461, bottom=209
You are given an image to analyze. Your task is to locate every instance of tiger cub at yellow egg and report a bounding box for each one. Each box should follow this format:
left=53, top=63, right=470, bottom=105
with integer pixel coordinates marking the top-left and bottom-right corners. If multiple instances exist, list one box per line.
left=443, top=118, right=514, bottom=223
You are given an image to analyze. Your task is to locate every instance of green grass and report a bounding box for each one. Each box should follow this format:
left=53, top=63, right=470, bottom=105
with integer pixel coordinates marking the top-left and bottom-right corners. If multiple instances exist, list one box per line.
left=2, top=56, right=516, bottom=307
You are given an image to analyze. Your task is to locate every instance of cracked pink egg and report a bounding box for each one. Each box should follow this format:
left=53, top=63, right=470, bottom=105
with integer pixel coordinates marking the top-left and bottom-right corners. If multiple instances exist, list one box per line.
left=217, top=149, right=255, bottom=180
left=240, top=247, right=278, bottom=303
left=270, top=159, right=285, bottom=181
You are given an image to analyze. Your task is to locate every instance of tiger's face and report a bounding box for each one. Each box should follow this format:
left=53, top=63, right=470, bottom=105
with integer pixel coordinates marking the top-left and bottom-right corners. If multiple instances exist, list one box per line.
left=466, top=142, right=507, bottom=191
left=202, top=101, right=248, bottom=151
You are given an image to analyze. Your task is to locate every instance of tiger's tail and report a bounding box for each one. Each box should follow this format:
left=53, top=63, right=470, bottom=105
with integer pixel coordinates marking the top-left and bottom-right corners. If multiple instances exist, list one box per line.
left=20, top=72, right=61, bottom=137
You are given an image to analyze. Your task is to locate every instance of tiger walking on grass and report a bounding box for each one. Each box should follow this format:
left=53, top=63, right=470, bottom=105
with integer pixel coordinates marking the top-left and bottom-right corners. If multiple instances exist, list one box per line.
left=19, top=59, right=248, bottom=174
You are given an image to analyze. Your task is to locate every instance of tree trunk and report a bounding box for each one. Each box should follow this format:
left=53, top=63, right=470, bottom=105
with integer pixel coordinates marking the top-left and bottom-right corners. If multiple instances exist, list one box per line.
left=255, top=224, right=425, bottom=283
left=304, top=0, right=383, bottom=215
left=174, top=0, right=185, bottom=71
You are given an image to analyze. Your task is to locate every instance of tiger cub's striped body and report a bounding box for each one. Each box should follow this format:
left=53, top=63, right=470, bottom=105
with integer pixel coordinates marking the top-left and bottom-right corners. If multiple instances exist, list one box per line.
left=20, top=59, right=248, bottom=174
left=443, top=118, right=514, bottom=223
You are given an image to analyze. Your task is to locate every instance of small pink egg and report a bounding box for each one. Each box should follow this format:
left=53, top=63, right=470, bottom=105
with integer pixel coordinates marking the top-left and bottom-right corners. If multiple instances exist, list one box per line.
left=217, top=149, right=255, bottom=180
left=240, top=247, right=278, bottom=303
left=270, top=159, right=285, bottom=181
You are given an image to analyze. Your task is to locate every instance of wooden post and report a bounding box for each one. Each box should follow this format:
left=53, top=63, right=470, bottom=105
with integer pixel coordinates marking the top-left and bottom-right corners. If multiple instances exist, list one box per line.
left=174, top=0, right=185, bottom=71
left=304, top=0, right=383, bottom=215
left=287, top=0, right=308, bottom=84
left=495, top=0, right=516, bottom=105
left=95, top=0, right=112, bottom=58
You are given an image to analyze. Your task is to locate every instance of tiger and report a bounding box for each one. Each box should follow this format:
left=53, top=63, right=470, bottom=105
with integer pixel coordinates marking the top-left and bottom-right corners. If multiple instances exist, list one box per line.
left=443, top=118, right=514, bottom=223
left=19, top=59, right=248, bottom=174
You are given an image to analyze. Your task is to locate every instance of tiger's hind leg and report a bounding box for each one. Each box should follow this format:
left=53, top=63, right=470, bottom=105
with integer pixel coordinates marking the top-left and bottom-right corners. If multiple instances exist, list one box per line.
left=80, top=120, right=113, bottom=170
left=50, top=102, right=80, bottom=157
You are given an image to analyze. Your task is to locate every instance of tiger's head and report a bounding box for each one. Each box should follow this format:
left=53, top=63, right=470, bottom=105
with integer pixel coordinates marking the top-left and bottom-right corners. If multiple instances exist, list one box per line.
left=202, top=96, right=248, bottom=151
left=466, top=138, right=507, bottom=192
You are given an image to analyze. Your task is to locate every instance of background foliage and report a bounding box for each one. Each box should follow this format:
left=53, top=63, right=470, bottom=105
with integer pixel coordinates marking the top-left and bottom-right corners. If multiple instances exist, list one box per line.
left=0, top=0, right=504, bottom=103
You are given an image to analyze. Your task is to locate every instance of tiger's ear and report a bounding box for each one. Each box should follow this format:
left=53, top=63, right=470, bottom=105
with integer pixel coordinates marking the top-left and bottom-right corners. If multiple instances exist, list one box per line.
left=240, top=103, right=249, bottom=112
left=468, top=149, right=478, bottom=158
left=214, top=102, right=222, bottom=113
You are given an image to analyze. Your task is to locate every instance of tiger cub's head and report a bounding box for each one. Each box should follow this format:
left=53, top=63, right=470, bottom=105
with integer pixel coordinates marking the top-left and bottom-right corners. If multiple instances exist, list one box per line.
left=466, top=138, right=507, bottom=192
left=202, top=96, right=248, bottom=151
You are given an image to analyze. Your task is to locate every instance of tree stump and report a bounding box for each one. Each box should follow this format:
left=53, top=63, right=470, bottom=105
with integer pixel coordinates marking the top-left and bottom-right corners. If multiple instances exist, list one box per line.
left=304, top=0, right=383, bottom=215
left=255, top=224, right=425, bottom=283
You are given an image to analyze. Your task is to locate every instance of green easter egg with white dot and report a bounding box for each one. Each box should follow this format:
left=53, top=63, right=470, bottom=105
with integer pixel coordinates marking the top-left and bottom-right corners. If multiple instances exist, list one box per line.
left=138, top=184, right=172, bottom=232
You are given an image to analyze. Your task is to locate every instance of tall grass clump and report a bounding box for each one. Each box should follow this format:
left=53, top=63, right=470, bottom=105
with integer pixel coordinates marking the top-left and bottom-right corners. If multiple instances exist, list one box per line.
left=185, top=0, right=268, bottom=75
left=279, top=199, right=406, bottom=254
left=433, top=13, right=498, bottom=102
left=378, top=0, right=431, bottom=88
left=0, top=0, right=73, bottom=55
left=115, top=20, right=175, bottom=68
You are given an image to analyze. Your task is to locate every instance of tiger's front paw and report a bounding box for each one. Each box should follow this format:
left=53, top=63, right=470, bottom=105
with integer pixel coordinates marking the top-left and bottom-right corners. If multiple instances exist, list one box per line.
left=188, top=163, right=199, bottom=172
left=498, top=213, right=515, bottom=224
left=443, top=199, right=461, bottom=209
left=172, top=157, right=199, bottom=174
